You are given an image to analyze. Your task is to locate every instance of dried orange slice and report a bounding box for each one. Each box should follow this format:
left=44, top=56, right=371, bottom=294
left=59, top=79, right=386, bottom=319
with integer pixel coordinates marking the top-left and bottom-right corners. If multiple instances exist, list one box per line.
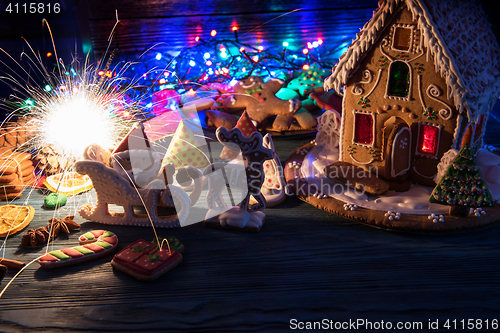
left=43, top=172, right=93, bottom=197
left=0, top=204, right=35, bottom=237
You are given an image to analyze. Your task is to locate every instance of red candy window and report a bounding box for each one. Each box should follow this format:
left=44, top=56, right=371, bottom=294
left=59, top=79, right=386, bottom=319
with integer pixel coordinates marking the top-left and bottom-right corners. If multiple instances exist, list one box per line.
left=417, top=124, right=439, bottom=156
left=354, top=113, right=374, bottom=145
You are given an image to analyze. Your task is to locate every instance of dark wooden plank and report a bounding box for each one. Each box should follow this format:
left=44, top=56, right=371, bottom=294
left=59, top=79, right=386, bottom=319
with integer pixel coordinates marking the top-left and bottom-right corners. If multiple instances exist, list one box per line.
left=1, top=144, right=500, bottom=331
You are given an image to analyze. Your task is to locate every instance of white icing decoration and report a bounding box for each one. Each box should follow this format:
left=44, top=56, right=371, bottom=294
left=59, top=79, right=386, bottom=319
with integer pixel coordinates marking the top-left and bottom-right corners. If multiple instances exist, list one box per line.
left=379, top=38, right=394, bottom=62
left=211, top=207, right=265, bottom=229
left=473, top=208, right=487, bottom=217
left=384, top=211, right=401, bottom=220
left=417, top=74, right=426, bottom=110
left=399, top=137, right=408, bottom=149
left=412, top=166, right=436, bottom=179
left=315, top=110, right=342, bottom=150
left=351, top=70, right=373, bottom=95
left=241, top=81, right=258, bottom=89
left=364, top=68, right=383, bottom=99
left=338, top=94, right=347, bottom=162
left=300, top=143, right=450, bottom=215
left=343, top=203, right=357, bottom=211
left=350, top=155, right=375, bottom=165
left=288, top=100, right=295, bottom=113
left=428, top=213, right=444, bottom=223
left=426, top=84, right=453, bottom=120
left=433, top=148, right=458, bottom=184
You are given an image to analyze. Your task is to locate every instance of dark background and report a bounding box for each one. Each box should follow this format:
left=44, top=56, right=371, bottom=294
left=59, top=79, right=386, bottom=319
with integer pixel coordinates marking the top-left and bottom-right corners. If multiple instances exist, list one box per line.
left=0, top=0, right=498, bottom=87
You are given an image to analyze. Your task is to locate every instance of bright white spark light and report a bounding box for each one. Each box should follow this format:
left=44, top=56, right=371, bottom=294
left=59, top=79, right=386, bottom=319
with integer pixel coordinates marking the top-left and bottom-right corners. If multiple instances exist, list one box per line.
left=40, top=91, right=120, bottom=160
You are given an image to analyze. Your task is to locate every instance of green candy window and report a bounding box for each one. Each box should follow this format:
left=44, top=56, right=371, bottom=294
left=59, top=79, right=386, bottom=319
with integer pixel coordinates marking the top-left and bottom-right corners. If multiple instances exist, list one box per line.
left=387, top=61, right=410, bottom=98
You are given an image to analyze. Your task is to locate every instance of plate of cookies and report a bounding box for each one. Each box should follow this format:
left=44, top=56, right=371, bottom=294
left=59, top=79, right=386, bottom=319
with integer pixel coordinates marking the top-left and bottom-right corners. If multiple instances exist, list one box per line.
left=195, top=65, right=342, bottom=138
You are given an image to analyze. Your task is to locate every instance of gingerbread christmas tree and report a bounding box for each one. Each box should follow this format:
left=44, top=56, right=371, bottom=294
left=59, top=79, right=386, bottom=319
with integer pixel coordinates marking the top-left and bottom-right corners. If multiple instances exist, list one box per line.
left=163, top=120, right=209, bottom=169
left=430, top=127, right=494, bottom=215
left=219, top=110, right=257, bottom=160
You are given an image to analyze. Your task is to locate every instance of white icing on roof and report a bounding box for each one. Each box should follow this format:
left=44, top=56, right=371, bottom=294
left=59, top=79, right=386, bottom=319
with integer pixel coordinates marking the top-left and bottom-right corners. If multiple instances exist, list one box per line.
left=324, top=0, right=500, bottom=122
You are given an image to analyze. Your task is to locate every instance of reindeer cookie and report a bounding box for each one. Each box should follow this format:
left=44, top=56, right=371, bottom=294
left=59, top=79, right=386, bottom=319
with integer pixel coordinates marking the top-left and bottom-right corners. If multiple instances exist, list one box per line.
left=204, top=127, right=273, bottom=232
left=224, top=76, right=301, bottom=131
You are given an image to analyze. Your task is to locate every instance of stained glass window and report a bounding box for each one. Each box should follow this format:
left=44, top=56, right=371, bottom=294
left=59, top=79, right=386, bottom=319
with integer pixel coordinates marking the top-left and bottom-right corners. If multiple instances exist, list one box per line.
left=417, top=124, right=439, bottom=156
left=393, top=27, right=412, bottom=51
left=388, top=61, right=410, bottom=98
left=354, top=113, right=374, bottom=145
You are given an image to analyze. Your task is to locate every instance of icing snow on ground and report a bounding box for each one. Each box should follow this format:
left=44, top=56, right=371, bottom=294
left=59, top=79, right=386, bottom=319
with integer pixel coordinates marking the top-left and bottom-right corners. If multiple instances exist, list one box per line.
left=301, top=145, right=500, bottom=215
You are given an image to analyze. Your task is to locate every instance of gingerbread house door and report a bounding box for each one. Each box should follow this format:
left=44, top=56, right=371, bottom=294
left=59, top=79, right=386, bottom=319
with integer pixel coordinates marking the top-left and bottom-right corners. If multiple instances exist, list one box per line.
left=384, top=120, right=411, bottom=179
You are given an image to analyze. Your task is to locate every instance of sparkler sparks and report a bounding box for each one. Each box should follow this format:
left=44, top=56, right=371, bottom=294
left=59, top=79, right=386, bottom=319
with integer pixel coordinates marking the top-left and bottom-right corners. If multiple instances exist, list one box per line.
left=33, top=81, right=128, bottom=161
left=0, top=46, right=139, bottom=167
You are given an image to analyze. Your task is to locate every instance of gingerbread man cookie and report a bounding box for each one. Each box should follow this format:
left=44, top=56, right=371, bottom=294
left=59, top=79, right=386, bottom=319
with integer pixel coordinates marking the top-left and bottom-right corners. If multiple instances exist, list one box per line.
left=224, top=76, right=301, bottom=129
left=287, top=64, right=331, bottom=97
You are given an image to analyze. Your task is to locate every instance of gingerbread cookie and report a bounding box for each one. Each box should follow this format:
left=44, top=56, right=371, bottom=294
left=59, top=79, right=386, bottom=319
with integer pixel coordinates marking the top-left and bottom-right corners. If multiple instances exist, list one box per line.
left=224, top=76, right=301, bottom=128
left=111, top=238, right=183, bottom=281
left=205, top=110, right=238, bottom=130
left=0, top=150, right=35, bottom=200
left=324, top=161, right=390, bottom=195
left=38, top=230, right=118, bottom=269
left=287, top=64, right=330, bottom=97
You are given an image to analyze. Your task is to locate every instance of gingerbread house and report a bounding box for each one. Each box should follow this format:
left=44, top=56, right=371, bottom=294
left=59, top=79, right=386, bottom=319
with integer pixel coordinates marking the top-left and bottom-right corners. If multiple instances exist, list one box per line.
left=324, top=0, right=500, bottom=188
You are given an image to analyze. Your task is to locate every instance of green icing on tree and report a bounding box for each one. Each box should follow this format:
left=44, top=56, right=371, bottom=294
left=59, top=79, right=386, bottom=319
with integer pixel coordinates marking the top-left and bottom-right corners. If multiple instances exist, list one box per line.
left=430, top=143, right=494, bottom=208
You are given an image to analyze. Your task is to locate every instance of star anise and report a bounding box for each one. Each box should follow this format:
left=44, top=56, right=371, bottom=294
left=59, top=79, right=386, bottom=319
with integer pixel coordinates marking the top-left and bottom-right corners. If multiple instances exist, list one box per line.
left=47, top=215, right=80, bottom=239
left=20, top=227, right=50, bottom=248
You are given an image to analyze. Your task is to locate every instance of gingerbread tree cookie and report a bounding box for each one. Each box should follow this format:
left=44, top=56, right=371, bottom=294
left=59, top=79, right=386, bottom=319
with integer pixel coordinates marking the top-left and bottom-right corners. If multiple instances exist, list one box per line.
left=224, top=76, right=301, bottom=128
left=163, top=121, right=210, bottom=169
left=430, top=127, right=494, bottom=216
left=286, top=64, right=330, bottom=97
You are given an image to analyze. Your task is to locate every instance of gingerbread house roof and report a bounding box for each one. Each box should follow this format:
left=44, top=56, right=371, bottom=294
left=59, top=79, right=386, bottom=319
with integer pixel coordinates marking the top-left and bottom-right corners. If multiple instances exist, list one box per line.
left=324, top=0, right=500, bottom=122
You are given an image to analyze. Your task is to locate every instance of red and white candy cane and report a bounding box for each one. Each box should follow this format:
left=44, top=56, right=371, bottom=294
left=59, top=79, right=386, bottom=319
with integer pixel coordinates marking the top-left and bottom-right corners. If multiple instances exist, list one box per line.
left=38, top=230, right=118, bottom=269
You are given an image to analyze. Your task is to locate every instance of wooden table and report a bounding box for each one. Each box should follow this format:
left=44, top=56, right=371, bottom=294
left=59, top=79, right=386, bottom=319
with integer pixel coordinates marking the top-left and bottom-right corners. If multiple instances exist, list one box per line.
left=0, top=106, right=499, bottom=332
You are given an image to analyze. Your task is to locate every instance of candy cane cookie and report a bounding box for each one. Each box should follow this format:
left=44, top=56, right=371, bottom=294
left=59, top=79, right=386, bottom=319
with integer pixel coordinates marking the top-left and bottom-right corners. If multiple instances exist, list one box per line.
left=38, top=230, right=118, bottom=269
